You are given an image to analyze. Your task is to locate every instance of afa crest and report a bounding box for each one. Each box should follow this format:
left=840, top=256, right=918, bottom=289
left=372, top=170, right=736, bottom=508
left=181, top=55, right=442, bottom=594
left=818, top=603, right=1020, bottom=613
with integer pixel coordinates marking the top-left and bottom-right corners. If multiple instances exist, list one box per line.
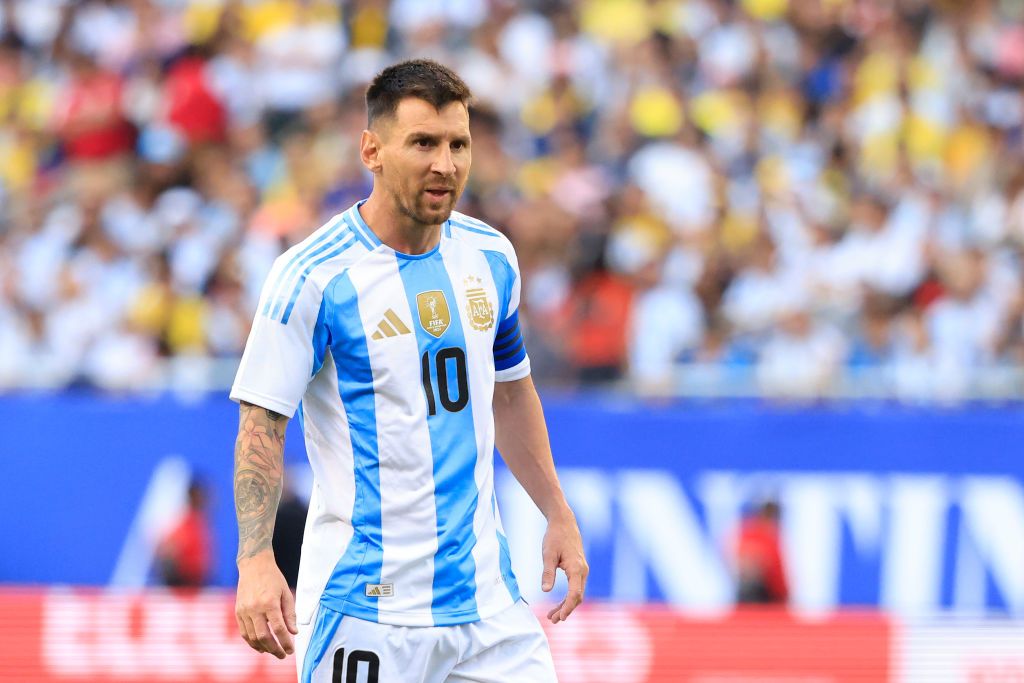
left=464, top=276, right=494, bottom=332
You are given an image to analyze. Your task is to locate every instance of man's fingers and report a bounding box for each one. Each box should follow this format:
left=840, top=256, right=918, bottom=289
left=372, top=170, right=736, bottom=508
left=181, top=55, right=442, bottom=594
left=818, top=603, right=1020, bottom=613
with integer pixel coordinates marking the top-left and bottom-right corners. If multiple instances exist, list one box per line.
left=236, top=612, right=253, bottom=650
left=554, top=561, right=588, bottom=622
left=547, top=601, right=564, bottom=624
left=241, top=614, right=264, bottom=653
left=559, top=588, right=583, bottom=621
left=281, top=589, right=299, bottom=635
left=567, top=563, right=586, bottom=596
left=541, top=567, right=556, bottom=592
left=252, top=613, right=286, bottom=659
left=268, top=610, right=295, bottom=656
left=255, top=631, right=284, bottom=658
left=235, top=614, right=256, bottom=650
left=541, top=549, right=558, bottom=592
left=565, top=565, right=589, bottom=618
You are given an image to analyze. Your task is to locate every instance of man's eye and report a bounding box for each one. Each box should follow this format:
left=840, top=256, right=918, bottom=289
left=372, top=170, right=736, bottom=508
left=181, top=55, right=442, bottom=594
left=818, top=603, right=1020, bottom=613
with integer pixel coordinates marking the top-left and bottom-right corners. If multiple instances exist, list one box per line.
left=452, top=141, right=465, bottom=150
left=416, top=139, right=432, bottom=148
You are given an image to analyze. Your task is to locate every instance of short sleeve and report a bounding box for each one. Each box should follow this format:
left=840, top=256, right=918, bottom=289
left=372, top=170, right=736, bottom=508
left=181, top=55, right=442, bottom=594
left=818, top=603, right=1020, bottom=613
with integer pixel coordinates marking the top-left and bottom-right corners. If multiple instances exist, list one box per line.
left=230, top=256, right=330, bottom=417
left=485, top=245, right=531, bottom=382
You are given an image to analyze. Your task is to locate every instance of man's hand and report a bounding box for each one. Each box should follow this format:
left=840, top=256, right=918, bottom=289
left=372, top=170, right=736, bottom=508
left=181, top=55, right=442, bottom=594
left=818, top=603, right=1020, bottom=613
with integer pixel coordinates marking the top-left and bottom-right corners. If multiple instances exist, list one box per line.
left=541, top=511, right=589, bottom=624
left=235, top=552, right=297, bottom=659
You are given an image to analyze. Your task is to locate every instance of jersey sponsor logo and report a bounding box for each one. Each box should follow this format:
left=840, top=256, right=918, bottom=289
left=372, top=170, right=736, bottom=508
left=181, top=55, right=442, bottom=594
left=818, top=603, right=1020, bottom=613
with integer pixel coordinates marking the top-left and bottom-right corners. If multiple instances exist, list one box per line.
left=364, top=583, right=394, bottom=598
left=370, top=309, right=412, bottom=340
left=463, top=276, right=494, bottom=332
left=416, top=291, right=450, bottom=338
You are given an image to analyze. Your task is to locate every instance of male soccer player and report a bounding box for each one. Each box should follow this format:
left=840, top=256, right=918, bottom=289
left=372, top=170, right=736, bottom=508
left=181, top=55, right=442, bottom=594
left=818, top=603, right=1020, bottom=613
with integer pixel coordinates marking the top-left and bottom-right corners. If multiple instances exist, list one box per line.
left=230, top=59, right=587, bottom=682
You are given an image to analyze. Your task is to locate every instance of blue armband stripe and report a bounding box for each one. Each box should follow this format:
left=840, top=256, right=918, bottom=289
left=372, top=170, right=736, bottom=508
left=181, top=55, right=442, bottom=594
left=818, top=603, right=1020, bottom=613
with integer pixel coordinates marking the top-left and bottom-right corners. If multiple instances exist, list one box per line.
left=494, top=329, right=522, bottom=353
left=494, top=338, right=526, bottom=364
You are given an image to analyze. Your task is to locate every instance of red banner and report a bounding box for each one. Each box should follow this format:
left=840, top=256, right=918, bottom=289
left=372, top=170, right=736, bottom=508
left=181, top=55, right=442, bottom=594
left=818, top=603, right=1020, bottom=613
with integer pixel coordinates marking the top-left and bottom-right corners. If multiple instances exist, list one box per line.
left=543, top=605, right=891, bottom=683
left=1, top=588, right=294, bottom=682
left=0, top=588, right=891, bottom=682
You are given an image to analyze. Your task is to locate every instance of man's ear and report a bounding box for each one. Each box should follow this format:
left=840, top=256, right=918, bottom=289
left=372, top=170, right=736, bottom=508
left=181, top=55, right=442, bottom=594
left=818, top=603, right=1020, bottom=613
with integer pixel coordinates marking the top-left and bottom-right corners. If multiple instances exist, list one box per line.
left=360, top=129, right=383, bottom=174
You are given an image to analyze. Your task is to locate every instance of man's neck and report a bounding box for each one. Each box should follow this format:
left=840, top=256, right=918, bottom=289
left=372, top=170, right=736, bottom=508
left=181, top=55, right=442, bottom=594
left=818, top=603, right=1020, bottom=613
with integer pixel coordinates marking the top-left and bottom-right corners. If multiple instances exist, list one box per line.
left=359, top=191, right=441, bottom=255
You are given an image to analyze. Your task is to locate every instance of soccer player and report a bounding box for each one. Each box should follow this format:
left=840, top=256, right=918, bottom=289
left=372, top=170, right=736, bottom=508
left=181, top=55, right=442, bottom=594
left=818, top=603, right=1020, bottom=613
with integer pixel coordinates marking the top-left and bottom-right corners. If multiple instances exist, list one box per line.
left=230, top=59, right=587, bottom=682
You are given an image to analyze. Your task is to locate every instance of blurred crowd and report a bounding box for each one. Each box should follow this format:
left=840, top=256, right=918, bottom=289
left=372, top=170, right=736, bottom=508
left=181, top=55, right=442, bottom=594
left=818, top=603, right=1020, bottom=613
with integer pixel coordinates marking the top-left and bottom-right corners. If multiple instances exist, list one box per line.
left=1, top=0, right=1024, bottom=400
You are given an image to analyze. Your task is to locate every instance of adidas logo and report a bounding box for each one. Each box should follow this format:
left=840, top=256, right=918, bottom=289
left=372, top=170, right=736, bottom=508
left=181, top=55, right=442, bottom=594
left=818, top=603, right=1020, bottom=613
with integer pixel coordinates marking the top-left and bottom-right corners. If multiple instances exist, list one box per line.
left=364, top=583, right=394, bottom=597
left=371, top=309, right=411, bottom=340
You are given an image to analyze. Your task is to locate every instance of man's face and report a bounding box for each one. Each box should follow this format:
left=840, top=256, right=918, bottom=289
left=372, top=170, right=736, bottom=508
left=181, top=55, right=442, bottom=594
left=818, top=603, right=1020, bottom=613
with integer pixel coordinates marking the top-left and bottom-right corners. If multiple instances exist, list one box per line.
left=372, top=97, right=471, bottom=227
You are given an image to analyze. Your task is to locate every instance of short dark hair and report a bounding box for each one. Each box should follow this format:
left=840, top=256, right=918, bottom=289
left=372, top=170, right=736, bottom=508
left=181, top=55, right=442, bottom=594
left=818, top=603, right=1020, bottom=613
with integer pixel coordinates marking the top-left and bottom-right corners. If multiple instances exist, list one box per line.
left=365, top=59, right=472, bottom=127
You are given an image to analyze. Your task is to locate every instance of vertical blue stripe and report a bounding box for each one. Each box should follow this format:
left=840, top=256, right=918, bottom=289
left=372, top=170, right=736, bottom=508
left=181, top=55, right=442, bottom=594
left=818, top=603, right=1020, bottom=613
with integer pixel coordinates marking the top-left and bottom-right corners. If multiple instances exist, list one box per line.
left=311, top=297, right=330, bottom=377
left=485, top=249, right=521, bottom=601
left=262, top=215, right=348, bottom=318
left=280, top=233, right=359, bottom=324
left=492, top=494, right=521, bottom=601
left=320, top=272, right=384, bottom=622
left=300, top=605, right=344, bottom=683
left=483, top=250, right=514, bottom=330
left=396, top=251, right=480, bottom=624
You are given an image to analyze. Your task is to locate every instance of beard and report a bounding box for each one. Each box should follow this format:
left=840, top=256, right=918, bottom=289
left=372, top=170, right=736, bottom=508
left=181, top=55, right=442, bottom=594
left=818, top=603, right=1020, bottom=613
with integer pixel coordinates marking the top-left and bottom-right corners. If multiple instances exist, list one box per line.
left=392, top=184, right=459, bottom=227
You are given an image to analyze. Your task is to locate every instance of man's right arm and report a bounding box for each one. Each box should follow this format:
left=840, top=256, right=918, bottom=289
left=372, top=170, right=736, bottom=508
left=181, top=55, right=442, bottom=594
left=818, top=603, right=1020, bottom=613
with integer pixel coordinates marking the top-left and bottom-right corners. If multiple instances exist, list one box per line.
left=233, top=401, right=298, bottom=659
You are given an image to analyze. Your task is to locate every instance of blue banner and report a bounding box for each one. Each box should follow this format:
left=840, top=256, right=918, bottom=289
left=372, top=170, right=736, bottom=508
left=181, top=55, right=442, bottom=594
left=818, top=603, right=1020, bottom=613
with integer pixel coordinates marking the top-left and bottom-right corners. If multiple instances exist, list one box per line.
left=3, top=393, right=1022, bottom=615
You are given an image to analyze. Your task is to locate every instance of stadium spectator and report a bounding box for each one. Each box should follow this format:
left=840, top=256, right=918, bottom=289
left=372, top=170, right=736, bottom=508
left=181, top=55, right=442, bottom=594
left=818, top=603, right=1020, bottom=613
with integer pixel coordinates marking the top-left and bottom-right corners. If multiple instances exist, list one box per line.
left=627, top=250, right=705, bottom=396
left=156, top=478, right=214, bottom=589
left=52, top=49, right=136, bottom=201
left=0, top=0, right=1022, bottom=401
left=734, top=500, right=789, bottom=605
left=757, top=303, right=846, bottom=399
left=162, top=47, right=228, bottom=146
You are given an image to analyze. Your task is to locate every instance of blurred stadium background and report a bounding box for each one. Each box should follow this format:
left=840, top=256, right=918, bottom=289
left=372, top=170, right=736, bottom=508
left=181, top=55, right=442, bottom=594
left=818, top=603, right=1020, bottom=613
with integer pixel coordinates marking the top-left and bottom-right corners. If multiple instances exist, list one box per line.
left=2, top=0, right=1024, bottom=681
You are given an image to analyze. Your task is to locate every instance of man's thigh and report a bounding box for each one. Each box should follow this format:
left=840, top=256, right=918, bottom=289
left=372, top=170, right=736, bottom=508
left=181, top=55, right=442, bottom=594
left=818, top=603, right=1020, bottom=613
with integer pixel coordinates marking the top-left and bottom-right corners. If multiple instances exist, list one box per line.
left=447, top=601, right=557, bottom=683
left=296, top=606, right=459, bottom=683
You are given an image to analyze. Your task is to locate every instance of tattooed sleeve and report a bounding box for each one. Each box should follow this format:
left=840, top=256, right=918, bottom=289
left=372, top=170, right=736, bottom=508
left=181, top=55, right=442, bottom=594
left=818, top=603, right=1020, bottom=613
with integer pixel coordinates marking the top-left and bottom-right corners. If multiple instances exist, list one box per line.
left=234, top=401, right=288, bottom=562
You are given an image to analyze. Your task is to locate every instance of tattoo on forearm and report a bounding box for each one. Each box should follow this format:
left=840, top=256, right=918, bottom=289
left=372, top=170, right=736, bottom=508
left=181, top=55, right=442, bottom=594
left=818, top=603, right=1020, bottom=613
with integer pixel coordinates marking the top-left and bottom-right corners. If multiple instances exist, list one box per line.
left=234, top=402, right=287, bottom=561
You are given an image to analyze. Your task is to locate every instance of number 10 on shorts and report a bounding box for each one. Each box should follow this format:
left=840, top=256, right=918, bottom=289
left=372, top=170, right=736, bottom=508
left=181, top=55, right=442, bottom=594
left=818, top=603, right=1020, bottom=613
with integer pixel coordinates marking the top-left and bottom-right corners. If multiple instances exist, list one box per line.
left=332, top=648, right=380, bottom=683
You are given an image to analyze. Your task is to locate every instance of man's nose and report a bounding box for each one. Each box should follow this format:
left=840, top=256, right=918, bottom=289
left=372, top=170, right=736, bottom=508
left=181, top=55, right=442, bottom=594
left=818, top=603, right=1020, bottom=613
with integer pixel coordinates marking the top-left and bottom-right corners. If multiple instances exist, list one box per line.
left=431, top=146, right=456, bottom=177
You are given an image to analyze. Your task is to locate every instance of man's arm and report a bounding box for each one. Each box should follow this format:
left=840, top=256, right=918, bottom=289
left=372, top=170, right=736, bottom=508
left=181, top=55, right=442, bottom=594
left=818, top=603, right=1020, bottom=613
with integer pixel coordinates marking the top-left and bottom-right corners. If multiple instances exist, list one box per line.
left=233, top=401, right=298, bottom=659
left=493, top=375, right=588, bottom=624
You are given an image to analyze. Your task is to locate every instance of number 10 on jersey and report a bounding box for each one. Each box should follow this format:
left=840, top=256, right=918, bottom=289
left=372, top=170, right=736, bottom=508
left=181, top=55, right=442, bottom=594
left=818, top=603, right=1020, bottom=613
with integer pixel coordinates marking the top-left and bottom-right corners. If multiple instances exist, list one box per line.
left=420, top=347, right=469, bottom=415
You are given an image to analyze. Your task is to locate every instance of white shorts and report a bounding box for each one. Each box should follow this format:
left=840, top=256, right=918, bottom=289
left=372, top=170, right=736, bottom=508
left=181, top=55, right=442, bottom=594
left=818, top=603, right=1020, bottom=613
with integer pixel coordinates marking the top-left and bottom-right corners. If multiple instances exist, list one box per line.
left=295, top=600, right=556, bottom=683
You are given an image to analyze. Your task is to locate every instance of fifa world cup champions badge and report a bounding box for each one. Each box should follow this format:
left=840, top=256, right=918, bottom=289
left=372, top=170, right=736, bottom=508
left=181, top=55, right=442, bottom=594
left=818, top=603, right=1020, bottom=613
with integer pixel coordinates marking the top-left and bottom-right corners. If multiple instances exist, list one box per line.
left=464, top=276, right=494, bottom=332
left=416, top=290, right=451, bottom=338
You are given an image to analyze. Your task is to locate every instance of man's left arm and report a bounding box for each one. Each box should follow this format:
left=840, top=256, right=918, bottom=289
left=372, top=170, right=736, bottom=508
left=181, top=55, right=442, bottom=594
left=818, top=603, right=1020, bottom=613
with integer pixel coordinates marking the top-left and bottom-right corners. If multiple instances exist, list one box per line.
left=493, top=375, right=588, bottom=624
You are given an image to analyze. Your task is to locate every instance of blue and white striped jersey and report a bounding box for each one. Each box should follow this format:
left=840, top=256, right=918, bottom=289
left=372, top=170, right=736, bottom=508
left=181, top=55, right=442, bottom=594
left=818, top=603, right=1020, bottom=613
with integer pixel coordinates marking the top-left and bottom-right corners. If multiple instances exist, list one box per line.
left=231, top=201, right=528, bottom=628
